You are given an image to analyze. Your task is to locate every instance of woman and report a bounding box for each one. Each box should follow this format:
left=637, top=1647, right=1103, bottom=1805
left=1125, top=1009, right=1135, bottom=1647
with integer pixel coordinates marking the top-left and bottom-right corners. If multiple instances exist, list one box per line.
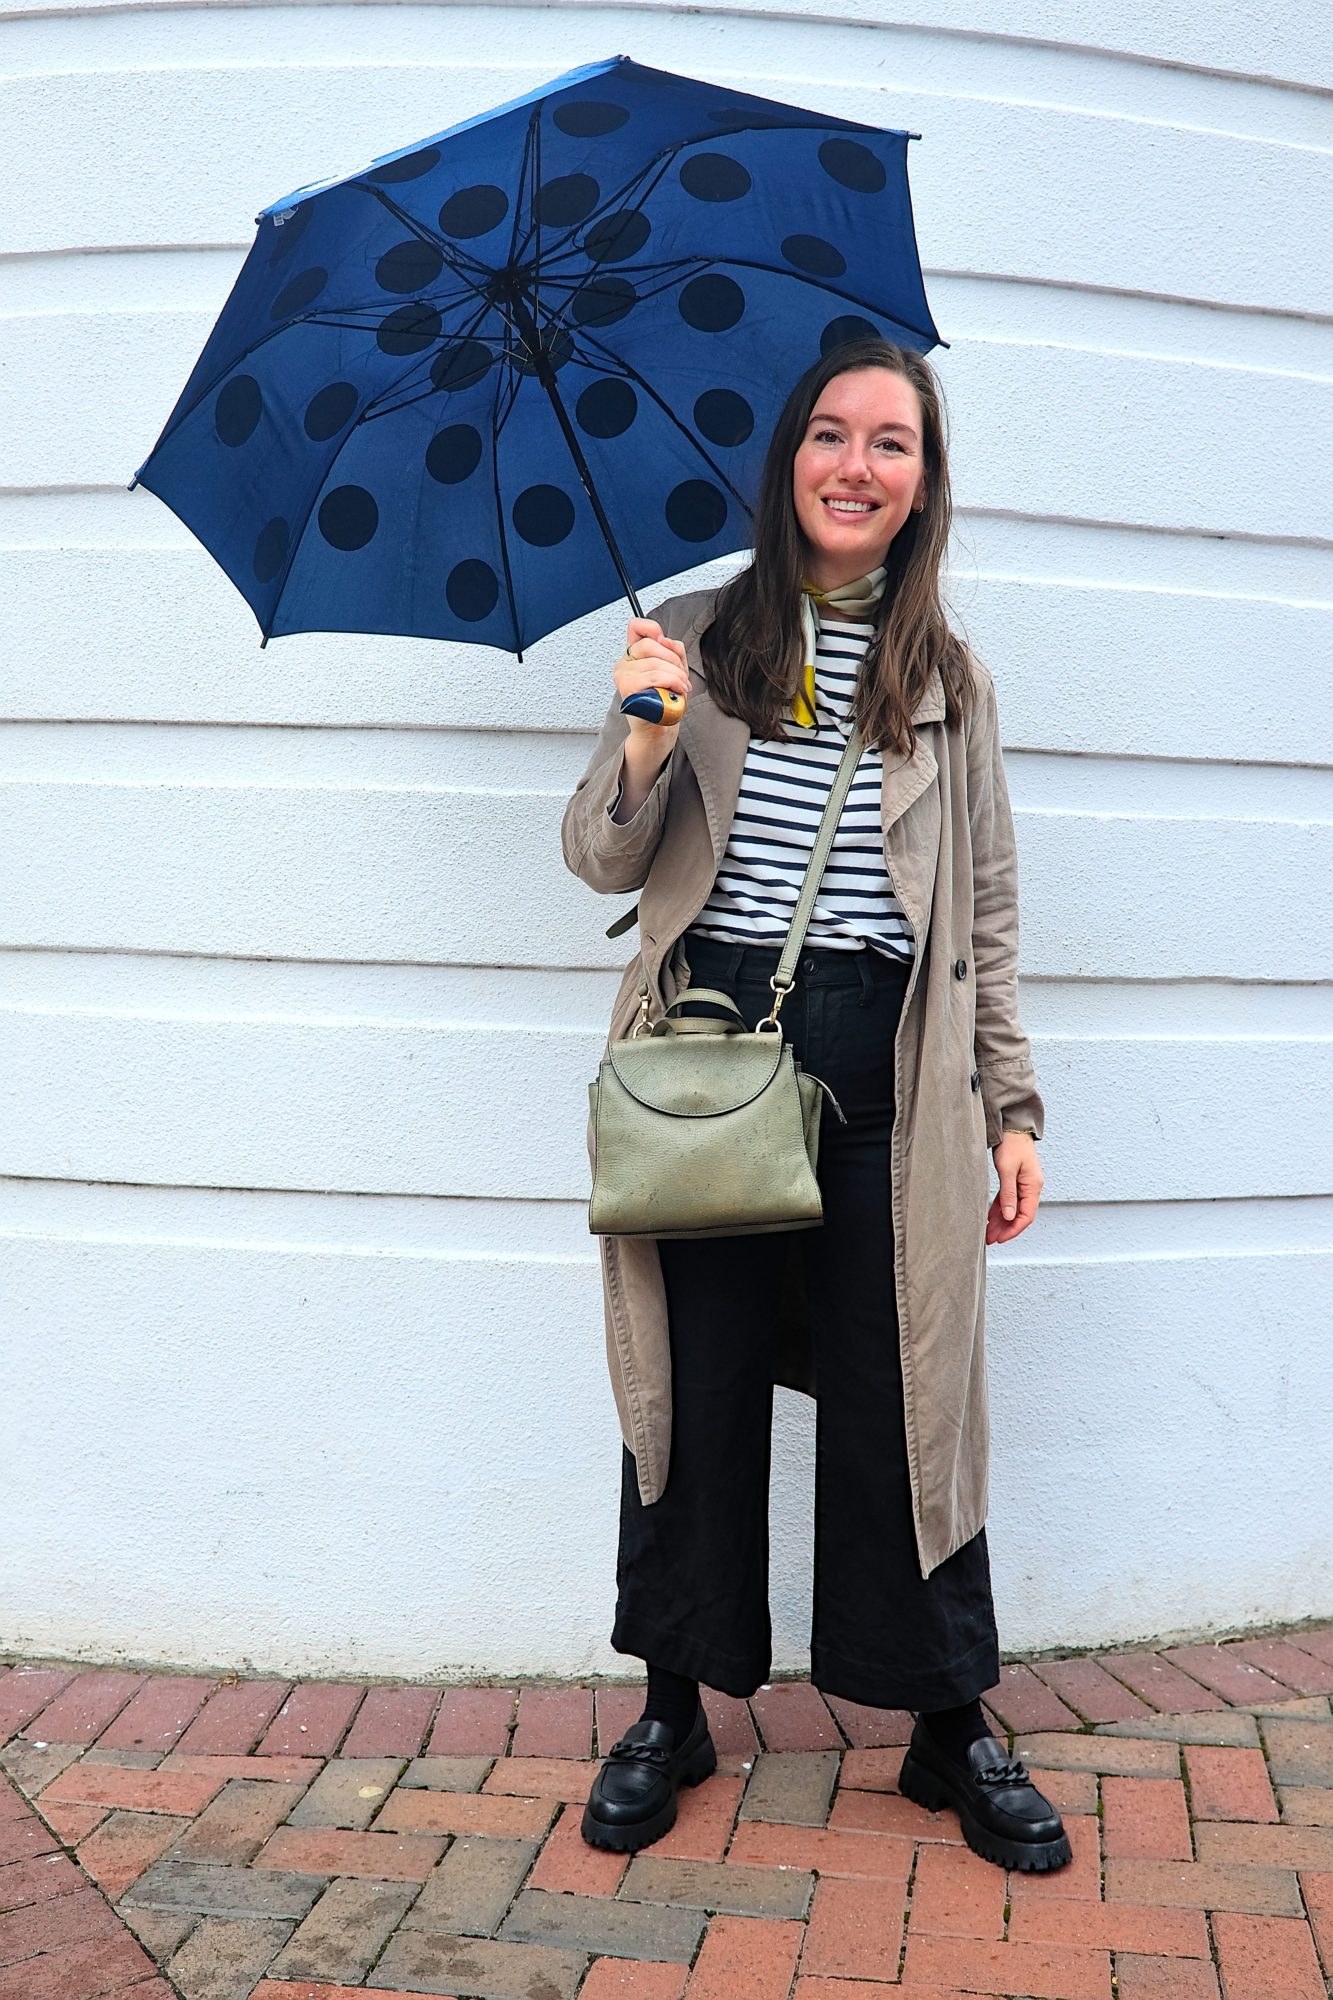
left=560, top=337, right=1068, bottom=1874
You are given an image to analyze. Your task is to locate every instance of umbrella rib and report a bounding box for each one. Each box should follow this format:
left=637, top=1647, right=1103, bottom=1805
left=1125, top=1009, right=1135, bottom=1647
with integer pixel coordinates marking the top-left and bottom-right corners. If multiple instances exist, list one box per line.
left=356, top=291, right=497, bottom=423
left=358, top=181, right=496, bottom=292
left=489, top=348, right=524, bottom=657
left=704, top=254, right=939, bottom=345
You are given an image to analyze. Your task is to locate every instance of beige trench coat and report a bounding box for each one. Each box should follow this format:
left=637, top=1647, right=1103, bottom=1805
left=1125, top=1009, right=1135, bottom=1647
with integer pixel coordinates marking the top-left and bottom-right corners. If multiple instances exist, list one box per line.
left=561, top=584, right=1045, bottom=1579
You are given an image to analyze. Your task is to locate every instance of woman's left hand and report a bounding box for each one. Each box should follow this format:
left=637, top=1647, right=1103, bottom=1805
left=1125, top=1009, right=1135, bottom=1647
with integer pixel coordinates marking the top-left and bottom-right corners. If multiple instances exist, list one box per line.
left=986, top=1131, right=1043, bottom=1244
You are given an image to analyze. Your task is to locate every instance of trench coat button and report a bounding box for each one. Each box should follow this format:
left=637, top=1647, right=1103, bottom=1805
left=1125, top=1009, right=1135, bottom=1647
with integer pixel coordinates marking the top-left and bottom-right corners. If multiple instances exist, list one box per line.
left=970, top=1068, right=981, bottom=1091
left=955, top=957, right=967, bottom=978
left=802, top=955, right=817, bottom=972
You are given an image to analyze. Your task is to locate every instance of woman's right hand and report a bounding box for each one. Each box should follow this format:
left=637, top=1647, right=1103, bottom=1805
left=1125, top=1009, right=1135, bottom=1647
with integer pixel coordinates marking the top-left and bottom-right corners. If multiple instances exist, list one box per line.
left=614, top=618, right=690, bottom=739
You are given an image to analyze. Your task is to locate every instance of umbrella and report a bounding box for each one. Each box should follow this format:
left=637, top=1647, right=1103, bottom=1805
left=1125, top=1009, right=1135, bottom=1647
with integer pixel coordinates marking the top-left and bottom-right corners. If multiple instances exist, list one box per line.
left=131, top=54, right=943, bottom=658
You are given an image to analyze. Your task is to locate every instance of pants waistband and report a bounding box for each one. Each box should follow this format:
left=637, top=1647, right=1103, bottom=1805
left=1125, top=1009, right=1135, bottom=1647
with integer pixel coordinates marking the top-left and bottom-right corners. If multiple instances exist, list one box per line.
left=682, top=928, right=910, bottom=997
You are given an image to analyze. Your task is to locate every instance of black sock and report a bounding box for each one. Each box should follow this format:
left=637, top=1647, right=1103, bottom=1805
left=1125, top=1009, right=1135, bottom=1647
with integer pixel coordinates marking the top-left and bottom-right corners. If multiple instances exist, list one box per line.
left=640, top=1662, right=700, bottom=1740
left=919, top=1697, right=990, bottom=1767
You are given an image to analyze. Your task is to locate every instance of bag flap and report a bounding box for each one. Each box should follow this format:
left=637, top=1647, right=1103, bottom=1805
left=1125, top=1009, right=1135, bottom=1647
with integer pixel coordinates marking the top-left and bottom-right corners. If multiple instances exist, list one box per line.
left=606, top=1030, right=786, bottom=1116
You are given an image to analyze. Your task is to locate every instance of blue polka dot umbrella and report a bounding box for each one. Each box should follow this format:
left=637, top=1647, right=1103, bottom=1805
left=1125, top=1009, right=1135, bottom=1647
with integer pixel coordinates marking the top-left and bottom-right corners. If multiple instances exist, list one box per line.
left=131, top=54, right=943, bottom=656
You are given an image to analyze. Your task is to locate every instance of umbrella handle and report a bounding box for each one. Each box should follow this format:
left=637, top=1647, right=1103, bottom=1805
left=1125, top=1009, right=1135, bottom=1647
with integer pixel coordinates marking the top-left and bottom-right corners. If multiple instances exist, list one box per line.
left=619, top=687, right=686, bottom=726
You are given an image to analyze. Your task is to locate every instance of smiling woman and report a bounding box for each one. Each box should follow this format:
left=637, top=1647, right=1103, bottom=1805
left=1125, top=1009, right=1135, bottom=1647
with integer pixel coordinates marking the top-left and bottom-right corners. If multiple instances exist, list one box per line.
left=792, top=369, right=927, bottom=592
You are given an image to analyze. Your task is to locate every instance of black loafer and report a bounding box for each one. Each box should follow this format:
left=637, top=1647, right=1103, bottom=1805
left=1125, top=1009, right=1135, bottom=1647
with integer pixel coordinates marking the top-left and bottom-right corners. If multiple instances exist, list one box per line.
left=581, top=1704, right=717, bottom=1852
left=898, top=1718, right=1072, bottom=1871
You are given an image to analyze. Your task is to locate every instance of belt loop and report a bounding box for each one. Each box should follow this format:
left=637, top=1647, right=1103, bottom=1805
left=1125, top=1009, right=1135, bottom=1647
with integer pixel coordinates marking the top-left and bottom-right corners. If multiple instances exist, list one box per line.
left=724, top=941, right=746, bottom=987
left=857, top=948, right=874, bottom=1006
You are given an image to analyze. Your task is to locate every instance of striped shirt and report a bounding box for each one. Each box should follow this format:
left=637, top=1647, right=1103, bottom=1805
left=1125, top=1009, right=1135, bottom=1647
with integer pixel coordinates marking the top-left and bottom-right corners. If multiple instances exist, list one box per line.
left=690, top=612, right=916, bottom=962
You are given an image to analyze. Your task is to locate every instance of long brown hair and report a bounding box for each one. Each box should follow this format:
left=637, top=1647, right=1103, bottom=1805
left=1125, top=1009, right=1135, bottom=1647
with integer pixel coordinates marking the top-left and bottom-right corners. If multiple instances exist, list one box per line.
left=699, top=338, right=978, bottom=756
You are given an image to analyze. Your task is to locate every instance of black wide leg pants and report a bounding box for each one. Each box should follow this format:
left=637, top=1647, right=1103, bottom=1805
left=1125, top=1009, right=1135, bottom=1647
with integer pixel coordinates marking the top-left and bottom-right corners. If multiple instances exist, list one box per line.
left=611, top=929, right=1000, bottom=1711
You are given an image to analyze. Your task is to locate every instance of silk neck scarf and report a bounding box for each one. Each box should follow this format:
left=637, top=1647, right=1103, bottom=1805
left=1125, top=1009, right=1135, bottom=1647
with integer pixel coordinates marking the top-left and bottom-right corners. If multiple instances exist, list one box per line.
left=792, top=563, right=888, bottom=728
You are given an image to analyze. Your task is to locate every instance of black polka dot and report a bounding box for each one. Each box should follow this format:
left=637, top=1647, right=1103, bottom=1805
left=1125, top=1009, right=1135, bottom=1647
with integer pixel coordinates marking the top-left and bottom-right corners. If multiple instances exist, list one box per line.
left=447, top=559, right=499, bottom=621
left=679, top=275, right=745, bottom=333
left=253, top=517, right=289, bottom=583
left=576, top=379, right=637, bottom=437
left=818, top=138, right=887, bottom=193
left=534, top=174, right=600, bottom=228
left=375, top=240, right=445, bottom=294
left=666, top=481, right=727, bottom=543
left=368, top=146, right=440, bottom=184
left=512, top=484, right=575, bottom=546
left=439, top=184, right=508, bottom=238
left=782, top=233, right=846, bottom=278
left=304, top=381, right=358, bottom=442
left=572, top=277, right=636, bottom=328
left=553, top=98, right=628, bottom=137
left=821, top=314, right=880, bottom=355
left=377, top=304, right=442, bottom=355
left=430, top=339, right=493, bottom=393
left=694, top=388, right=753, bottom=447
left=679, top=154, right=751, bottom=202
left=216, top=375, right=262, bottom=447
left=271, top=266, right=327, bottom=320
left=266, top=202, right=312, bottom=266
left=584, top=210, right=650, bottom=263
left=513, top=325, right=573, bottom=377
left=426, top=423, right=483, bottom=484
left=318, top=486, right=378, bottom=551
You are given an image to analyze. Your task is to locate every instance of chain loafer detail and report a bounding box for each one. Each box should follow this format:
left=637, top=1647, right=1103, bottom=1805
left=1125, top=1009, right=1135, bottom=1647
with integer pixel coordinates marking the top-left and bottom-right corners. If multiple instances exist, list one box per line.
left=581, top=1704, right=717, bottom=1852
left=898, top=1718, right=1072, bottom=1871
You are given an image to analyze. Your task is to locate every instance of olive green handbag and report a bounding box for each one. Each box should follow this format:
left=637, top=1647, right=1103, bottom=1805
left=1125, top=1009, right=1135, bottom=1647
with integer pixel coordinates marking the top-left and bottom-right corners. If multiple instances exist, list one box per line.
left=586, top=726, right=865, bottom=1239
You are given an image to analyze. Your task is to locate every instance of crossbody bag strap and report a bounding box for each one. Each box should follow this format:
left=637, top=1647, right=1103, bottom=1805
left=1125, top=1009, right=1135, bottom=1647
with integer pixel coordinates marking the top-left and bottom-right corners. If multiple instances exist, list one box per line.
left=760, top=722, right=866, bottom=1029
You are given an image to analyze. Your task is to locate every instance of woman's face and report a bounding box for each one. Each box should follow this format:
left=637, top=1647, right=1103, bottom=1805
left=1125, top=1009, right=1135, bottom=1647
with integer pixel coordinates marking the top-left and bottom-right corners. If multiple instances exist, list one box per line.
left=791, top=366, right=928, bottom=591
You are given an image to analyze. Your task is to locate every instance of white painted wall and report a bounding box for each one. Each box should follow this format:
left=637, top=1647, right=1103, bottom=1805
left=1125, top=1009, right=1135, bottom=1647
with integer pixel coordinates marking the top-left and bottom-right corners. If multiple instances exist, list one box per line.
left=2, top=0, right=1331, bottom=1679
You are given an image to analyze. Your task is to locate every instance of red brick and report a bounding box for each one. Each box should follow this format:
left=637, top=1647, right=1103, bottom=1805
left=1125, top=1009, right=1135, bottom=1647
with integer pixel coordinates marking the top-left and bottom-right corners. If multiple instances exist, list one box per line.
left=37, top=1763, right=224, bottom=1816
left=1161, top=1645, right=1294, bottom=1707
left=0, top=1882, right=122, bottom=1963
left=1031, top=1656, right=1153, bottom=1724
left=1280, top=1788, right=1333, bottom=1825
left=1105, top=1857, right=1302, bottom=1915
left=1194, top=1821, right=1333, bottom=1870
left=377, top=1785, right=555, bottom=1840
left=701, top=1690, right=760, bottom=1761
left=907, top=1839, right=1005, bottom=1939
left=820, top=1697, right=913, bottom=1748
left=1102, top=1775, right=1192, bottom=1860
left=0, top=1849, right=85, bottom=1912
left=425, top=1685, right=517, bottom=1756
left=528, top=1803, right=628, bottom=1895
left=255, top=1824, right=445, bottom=1880
left=839, top=1748, right=903, bottom=1793
left=253, top=1987, right=454, bottom=1999
left=1185, top=1745, right=1278, bottom=1822
left=0, top=1814, right=61, bottom=1867
left=580, top=1961, right=688, bottom=2000
left=1211, top=1910, right=1325, bottom=1999
left=827, top=1786, right=960, bottom=1843
left=727, top=1820, right=912, bottom=1881
left=93, top=1676, right=216, bottom=1752
left=1010, top=1897, right=1209, bottom=1955
left=1014, top=1733, right=1181, bottom=1778
left=902, top=1932, right=1112, bottom=1998
left=1096, top=1652, right=1227, bottom=1713
left=74, top=1810, right=191, bottom=1899
left=748, top=1684, right=842, bottom=1753
left=595, top=1687, right=646, bottom=1754
left=1005, top=1815, right=1101, bottom=1901
left=172, top=1678, right=292, bottom=1755
left=1287, top=1627, right=1333, bottom=1668
left=0, top=1926, right=157, bottom=2000
left=1226, top=1641, right=1333, bottom=1697
left=15, top=1672, right=145, bottom=1747
left=483, top=1756, right=600, bottom=1802
left=687, top=1913, right=803, bottom=2000
left=512, top=1686, right=593, bottom=1760
left=1115, top=1953, right=1221, bottom=1999
left=800, top=1875, right=903, bottom=1977
left=161, top=1752, right=320, bottom=1785
left=1028, top=1765, right=1098, bottom=1814
left=983, top=1662, right=1081, bottom=1734
left=340, top=1684, right=440, bottom=1758
left=0, top=1669, right=79, bottom=1741
left=800, top=1984, right=973, bottom=2000
left=650, top=1774, right=745, bottom=1864
left=256, top=1683, right=367, bottom=1757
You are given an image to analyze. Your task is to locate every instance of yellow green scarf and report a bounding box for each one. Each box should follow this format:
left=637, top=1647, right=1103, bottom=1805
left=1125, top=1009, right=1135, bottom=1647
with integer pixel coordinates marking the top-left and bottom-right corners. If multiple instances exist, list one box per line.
left=792, top=564, right=888, bottom=728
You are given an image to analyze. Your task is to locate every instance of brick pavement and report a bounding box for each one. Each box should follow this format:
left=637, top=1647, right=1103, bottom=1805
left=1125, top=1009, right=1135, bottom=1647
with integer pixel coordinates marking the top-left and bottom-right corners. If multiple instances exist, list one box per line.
left=3, top=1623, right=1333, bottom=1999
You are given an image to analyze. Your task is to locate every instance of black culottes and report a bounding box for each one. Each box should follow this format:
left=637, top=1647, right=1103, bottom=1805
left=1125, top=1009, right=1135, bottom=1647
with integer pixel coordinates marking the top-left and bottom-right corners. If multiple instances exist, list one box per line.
left=611, top=928, right=1000, bottom=1711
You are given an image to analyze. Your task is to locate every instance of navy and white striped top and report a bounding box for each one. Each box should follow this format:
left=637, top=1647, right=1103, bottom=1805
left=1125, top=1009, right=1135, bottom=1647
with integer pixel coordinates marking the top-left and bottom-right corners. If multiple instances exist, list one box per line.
left=689, top=611, right=916, bottom=962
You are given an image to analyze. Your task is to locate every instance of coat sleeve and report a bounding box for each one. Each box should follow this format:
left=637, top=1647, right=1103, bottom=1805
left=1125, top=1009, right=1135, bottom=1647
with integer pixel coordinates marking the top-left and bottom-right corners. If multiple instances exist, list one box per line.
left=965, top=662, right=1046, bottom=1147
left=560, top=600, right=680, bottom=896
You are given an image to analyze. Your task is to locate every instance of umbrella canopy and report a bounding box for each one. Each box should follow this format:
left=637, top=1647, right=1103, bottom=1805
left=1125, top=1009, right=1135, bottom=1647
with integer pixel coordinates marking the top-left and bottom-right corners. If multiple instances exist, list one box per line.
left=132, top=54, right=943, bottom=655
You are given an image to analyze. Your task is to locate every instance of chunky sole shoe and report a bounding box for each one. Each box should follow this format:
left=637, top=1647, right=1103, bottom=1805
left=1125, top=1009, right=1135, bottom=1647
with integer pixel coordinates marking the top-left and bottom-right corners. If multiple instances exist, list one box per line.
left=581, top=1705, right=717, bottom=1853
left=899, top=1723, right=1073, bottom=1872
